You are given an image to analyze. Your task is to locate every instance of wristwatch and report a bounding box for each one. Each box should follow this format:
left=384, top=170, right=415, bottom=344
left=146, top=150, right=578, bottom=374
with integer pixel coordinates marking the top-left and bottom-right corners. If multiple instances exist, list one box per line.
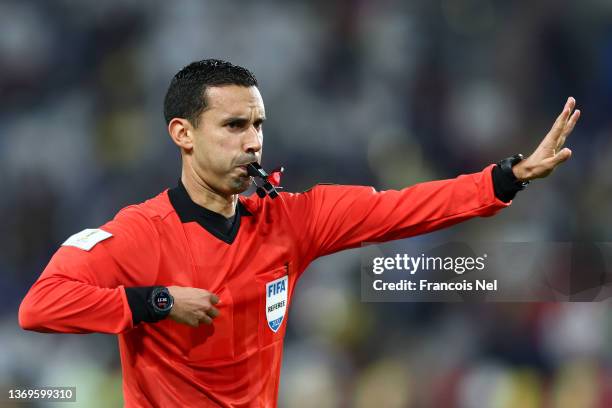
left=497, top=154, right=530, bottom=190
left=149, top=286, right=174, bottom=319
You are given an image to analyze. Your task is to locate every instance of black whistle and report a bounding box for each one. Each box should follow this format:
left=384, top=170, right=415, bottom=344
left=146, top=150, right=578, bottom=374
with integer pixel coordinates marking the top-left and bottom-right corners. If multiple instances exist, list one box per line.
left=247, top=162, right=282, bottom=199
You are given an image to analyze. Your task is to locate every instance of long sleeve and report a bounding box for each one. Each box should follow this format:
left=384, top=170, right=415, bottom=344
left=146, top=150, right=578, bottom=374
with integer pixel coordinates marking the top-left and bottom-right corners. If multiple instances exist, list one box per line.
left=18, top=206, right=161, bottom=334
left=283, top=164, right=510, bottom=267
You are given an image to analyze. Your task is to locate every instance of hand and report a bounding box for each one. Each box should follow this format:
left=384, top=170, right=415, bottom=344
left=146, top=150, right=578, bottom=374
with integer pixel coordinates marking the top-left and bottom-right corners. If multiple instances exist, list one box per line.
left=512, top=97, right=581, bottom=181
left=167, top=286, right=220, bottom=327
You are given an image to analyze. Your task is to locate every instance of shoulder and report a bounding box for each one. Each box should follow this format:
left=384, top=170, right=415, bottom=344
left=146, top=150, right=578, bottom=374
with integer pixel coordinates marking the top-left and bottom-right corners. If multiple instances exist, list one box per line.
left=121, top=190, right=174, bottom=220
left=238, top=184, right=375, bottom=214
left=103, top=190, right=174, bottom=241
left=59, top=190, right=172, bottom=256
left=114, top=190, right=176, bottom=222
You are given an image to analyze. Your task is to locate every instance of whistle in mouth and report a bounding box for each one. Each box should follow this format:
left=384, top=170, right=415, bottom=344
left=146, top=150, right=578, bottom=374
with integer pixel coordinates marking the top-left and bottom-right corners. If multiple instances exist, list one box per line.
left=247, top=162, right=284, bottom=199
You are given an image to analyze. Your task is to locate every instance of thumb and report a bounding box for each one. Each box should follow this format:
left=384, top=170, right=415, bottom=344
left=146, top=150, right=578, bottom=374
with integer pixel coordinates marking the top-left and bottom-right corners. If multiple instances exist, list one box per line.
left=552, top=148, right=572, bottom=166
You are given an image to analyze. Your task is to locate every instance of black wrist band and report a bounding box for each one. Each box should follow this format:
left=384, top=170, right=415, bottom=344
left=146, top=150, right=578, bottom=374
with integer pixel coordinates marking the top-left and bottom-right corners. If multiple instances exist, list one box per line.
left=125, top=286, right=166, bottom=325
left=492, top=154, right=529, bottom=203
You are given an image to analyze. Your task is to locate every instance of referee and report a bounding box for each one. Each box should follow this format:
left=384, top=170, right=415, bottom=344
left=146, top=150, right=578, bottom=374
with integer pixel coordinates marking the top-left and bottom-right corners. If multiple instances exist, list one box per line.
left=19, top=59, right=580, bottom=407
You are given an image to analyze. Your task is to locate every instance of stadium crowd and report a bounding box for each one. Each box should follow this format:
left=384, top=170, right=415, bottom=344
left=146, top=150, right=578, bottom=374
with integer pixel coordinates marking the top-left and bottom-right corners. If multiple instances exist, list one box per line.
left=2, top=0, right=612, bottom=406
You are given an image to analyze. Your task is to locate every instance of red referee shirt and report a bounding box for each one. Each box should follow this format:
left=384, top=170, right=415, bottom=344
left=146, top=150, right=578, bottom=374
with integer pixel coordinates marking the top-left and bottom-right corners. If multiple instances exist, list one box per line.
left=19, top=165, right=509, bottom=407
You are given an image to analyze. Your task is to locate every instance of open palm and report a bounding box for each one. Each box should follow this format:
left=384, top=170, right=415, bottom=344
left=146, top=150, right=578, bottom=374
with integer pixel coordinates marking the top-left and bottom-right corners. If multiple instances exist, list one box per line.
left=513, top=97, right=581, bottom=181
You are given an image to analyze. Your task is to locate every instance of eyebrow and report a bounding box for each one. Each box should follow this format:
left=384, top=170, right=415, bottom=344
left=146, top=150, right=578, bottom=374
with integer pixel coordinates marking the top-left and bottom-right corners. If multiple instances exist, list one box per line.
left=222, top=115, right=266, bottom=124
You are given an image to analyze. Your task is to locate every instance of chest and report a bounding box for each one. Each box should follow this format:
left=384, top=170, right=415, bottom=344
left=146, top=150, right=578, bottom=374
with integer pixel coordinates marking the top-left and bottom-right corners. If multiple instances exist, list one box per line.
left=151, top=216, right=297, bottom=362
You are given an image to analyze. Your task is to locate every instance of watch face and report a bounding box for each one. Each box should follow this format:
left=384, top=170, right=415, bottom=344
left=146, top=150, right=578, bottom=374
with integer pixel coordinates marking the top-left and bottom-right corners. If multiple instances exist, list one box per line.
left=153, top=289, right=171, bottom=311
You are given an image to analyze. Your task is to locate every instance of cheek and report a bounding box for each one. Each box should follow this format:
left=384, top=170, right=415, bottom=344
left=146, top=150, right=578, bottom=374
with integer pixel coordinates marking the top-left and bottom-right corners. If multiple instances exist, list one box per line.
left=193, top=132, right=236, bottom=170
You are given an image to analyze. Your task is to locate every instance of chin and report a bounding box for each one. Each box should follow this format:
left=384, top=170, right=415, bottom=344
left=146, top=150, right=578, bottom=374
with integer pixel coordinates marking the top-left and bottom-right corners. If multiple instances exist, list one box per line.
left=229, top=177, right=252, bottom=194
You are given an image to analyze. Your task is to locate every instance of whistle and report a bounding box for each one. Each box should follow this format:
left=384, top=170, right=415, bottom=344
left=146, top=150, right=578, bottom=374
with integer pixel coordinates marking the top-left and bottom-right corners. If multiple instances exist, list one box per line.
left=247, top=163, right=284, bottom=199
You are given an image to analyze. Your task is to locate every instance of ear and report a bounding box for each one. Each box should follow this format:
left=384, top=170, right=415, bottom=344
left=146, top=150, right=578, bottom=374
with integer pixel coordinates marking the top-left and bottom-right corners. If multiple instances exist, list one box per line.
left=168, top=118, right=194, bottom=151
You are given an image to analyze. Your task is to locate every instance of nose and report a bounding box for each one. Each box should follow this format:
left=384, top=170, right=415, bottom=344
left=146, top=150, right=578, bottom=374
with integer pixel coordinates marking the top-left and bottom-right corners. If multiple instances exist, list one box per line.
left=243, top=125, right=262, bottom=154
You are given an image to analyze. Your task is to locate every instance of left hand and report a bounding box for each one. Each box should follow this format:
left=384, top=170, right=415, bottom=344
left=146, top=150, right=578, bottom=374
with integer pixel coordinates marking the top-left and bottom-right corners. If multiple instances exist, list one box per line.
left=512, top=97, right=581, bottom=181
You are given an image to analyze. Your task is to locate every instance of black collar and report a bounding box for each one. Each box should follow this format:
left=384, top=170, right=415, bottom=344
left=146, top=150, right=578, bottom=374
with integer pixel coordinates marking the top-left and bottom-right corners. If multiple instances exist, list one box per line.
left=168, top=180, right=251, bottom=244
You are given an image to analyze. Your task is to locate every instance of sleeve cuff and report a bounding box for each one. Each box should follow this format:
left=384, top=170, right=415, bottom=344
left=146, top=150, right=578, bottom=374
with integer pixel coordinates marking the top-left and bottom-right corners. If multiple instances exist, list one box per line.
left=124, top=286, right=164, bottom=325
left=492, top=164, right=523, bottom=203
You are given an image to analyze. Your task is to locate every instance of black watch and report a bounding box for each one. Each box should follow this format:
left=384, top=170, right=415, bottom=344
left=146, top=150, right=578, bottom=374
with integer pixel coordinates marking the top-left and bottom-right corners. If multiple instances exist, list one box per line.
left=497, top=154, right=530, bottom=190
left=149, top=286, right=174, bottom=319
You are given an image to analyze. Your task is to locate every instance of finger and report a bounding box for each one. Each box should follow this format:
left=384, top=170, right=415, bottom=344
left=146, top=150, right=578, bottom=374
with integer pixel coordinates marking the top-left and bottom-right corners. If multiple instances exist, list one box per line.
left=542, top=100, right=572, bottom=148
left=207, top=306, right=220, bottom=319
left=199, top=314, right=213, bottom=325
left=550, top=148, right=572, bottom=167
left=563, top=96, right=576, bottom=117
left=210, top=294, right=219, bottom=305
left=566, top=96, right=576, bottom=113
left=545, top=98, right=577, bottom=148
left=560, top=97, right=576, bottom=125
left=568, top=108, right=580, bottom=128
left=557, top=109, right=581, bottom=149
left=554, top=97, right=574, bottom=128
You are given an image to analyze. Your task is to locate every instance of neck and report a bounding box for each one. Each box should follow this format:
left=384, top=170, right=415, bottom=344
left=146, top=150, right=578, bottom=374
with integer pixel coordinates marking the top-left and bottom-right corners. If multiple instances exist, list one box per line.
left=180, top=168, right=238, bottom=218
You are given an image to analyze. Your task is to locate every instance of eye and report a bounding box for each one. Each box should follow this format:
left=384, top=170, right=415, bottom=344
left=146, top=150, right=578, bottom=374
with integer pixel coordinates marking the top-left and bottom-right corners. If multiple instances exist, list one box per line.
left=253, top=120, right=264, bottom=131
left=227, top=121, right=242, bottom=129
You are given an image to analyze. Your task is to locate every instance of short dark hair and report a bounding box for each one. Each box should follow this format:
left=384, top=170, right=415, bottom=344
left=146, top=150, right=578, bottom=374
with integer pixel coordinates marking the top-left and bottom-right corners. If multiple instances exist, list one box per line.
left=163, top=59, right=258, bottom=127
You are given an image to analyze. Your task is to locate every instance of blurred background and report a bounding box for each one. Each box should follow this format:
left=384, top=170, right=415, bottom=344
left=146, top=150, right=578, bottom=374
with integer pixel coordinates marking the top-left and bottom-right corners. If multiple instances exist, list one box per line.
left=2, top=0, right=612, bottom=406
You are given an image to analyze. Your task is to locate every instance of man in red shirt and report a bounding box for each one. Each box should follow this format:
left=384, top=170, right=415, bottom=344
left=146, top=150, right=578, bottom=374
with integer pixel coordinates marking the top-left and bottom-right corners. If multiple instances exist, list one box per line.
left=18, top=59, right=580, bottom=407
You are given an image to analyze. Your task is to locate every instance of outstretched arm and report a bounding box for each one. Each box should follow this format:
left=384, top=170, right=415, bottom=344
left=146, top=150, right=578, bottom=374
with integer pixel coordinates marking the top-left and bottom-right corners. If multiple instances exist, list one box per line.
left=283, top=97, right=582, bottom=269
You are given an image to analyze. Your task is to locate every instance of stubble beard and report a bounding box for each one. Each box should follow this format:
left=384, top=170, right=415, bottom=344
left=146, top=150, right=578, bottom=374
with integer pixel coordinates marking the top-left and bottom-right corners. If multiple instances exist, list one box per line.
left=229, top=173, right=252, bottom=194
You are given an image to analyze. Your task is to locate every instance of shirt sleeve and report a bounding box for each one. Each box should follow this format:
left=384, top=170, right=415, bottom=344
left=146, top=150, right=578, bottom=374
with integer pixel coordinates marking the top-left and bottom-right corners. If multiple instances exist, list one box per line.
left=18, top=206, right=161, bottom=334
left=284, top=164, right=510, bottom=268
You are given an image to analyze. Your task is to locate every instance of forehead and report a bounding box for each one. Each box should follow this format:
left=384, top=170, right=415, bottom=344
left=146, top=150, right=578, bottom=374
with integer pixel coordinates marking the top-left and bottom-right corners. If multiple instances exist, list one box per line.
left=203, top=85, right=265, bottom=118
